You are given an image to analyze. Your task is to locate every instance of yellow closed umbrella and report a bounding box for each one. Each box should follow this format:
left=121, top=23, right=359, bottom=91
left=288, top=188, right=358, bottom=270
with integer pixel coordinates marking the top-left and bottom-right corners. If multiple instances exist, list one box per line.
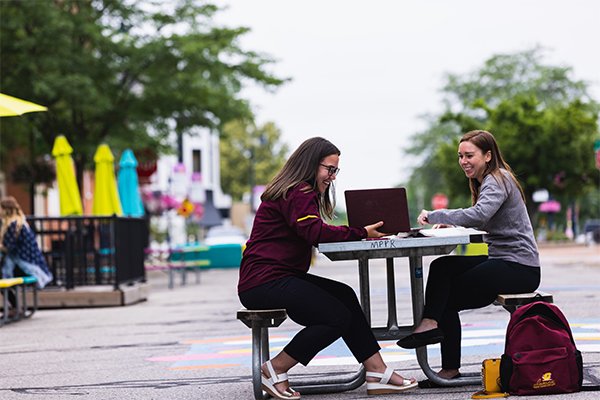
left=93, top=144, right=122, bottom=216
left=51, top=136, right=83, bottom=216
left=0, top=93, right=47, bottom=117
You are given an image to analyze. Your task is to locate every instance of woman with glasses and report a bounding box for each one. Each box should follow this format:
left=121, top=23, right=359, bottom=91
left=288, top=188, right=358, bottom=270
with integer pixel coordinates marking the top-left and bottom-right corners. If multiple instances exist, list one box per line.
left=238, top=137, right=417, bottom=399
left=397, top=130, right=540, bottom=388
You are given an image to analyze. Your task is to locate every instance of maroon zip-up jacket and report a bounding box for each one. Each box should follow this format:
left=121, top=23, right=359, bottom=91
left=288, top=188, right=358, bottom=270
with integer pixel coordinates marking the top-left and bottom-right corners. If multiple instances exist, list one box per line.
left=238, top=184, right=367, bottom=293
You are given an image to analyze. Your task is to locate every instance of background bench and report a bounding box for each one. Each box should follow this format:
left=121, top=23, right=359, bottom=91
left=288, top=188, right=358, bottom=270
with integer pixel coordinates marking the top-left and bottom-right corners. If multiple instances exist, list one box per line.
left=144, top=247, right=210, bottom=289
left=1, top=276, right=38, bottom=326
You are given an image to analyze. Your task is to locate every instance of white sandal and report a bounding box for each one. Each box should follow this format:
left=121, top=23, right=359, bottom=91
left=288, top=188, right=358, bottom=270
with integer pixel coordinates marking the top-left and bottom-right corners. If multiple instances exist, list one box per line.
left=261, top=360, right=301, bottom=399
left=366, top=367, right=418, bottom=395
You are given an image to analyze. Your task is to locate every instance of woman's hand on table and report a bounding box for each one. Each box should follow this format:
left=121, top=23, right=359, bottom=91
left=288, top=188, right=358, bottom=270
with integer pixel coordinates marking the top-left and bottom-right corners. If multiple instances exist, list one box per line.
left=431, top=223, right=454, bottom=229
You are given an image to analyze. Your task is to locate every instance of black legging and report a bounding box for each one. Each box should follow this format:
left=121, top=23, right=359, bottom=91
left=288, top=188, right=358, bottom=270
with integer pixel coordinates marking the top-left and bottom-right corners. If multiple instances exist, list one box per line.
left=423, top=255, right=540, bottom=370
left=239, top=273, right=381, bottom=366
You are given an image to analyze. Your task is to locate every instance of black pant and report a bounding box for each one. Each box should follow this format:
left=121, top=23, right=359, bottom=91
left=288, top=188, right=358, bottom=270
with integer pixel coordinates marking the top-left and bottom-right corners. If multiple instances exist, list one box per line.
left=239, top=273, right=381, bottom=366
left=423, top=256, right=540, bottom=370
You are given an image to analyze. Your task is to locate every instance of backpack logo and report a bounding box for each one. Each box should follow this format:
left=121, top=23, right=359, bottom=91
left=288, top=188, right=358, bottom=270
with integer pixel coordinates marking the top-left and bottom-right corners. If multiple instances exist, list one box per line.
left=533, top=372, right=556, bottom=389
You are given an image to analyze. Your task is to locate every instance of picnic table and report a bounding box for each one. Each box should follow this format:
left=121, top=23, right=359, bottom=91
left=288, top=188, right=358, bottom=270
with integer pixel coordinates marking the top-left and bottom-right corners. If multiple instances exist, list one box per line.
left=317, top=233, right=484, bottom=388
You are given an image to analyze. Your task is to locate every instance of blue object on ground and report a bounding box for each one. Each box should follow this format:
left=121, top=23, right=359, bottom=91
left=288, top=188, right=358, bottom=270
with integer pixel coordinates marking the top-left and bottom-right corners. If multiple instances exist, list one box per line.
left=204, top=243, right=243, bottom=268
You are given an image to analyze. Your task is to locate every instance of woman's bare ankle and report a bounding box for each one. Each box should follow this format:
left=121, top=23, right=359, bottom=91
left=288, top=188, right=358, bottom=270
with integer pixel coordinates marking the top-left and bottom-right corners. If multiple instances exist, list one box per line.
left=262, top=361, right=285, bottom=377
left=437, top=368, right=460, bottom=379
left=413, top=318, right=438, bottom=333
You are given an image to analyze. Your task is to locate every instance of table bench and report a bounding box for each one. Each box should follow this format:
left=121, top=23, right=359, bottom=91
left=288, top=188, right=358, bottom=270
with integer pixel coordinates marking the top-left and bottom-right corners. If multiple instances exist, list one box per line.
left=319, top=235, right=481, bottom=388
left=1, top=276, right=38, bottom=326
left=1, top=278, right=23, bottom=326
left=494, top=291, right=554, bottom=313
left=237, top=309, right=288, bottom=400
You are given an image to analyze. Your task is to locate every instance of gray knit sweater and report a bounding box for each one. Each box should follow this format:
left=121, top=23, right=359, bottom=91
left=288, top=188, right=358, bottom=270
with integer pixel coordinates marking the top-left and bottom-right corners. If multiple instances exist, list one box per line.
left=428, top=170, right=540, bottom=267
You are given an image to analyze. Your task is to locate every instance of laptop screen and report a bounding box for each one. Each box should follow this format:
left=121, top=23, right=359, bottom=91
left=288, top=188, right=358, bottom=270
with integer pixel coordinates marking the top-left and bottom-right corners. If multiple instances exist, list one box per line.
left=344, top=188, right=411, bottom=235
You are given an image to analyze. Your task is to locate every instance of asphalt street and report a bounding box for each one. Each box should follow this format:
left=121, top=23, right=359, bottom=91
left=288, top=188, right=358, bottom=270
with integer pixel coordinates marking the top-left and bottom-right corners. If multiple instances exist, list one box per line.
left=0, top=243, right=598, bottom=400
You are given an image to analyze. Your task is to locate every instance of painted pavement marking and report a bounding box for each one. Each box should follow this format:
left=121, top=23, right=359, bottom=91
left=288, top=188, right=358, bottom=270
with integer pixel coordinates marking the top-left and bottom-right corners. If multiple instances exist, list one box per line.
left=146, top=320, right=600, bottom=370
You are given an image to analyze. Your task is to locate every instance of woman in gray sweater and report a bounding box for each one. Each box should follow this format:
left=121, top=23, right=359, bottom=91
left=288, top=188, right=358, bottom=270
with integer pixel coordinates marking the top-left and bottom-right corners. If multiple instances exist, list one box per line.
left=397, top=130, right=540, bottom=386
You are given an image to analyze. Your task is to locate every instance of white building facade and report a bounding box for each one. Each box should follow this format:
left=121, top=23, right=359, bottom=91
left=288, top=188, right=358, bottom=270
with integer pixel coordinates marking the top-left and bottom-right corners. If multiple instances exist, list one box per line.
left=152, top=128, right=231, bottom=212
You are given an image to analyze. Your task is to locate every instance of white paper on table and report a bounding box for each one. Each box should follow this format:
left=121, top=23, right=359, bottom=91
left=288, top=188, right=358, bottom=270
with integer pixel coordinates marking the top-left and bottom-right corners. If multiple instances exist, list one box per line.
left=419, top=227, right=487, bottom=237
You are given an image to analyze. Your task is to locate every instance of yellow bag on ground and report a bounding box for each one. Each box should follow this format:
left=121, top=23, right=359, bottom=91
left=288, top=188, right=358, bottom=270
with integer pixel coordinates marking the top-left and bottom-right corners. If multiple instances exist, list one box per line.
left=472, top=358, right=509, bottom=399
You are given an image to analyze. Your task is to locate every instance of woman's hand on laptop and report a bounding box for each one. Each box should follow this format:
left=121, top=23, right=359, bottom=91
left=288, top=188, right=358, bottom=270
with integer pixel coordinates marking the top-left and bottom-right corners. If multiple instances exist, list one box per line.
left=364, top=221, right=387, bottom=238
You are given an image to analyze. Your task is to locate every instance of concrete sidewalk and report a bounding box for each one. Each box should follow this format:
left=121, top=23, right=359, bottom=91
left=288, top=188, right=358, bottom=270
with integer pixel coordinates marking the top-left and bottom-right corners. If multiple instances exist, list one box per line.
left=0, top=244, right=598, bottom=399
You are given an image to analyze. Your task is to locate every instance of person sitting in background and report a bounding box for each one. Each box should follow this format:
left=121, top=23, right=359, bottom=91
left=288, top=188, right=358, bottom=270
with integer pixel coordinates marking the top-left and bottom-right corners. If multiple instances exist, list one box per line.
left=0, top=196, right=53, bottom=289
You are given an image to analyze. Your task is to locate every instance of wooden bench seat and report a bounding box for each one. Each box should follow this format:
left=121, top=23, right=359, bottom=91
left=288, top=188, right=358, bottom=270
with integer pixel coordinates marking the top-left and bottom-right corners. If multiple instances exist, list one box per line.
left=237, top=309, right=288, bottom=399
left=495, top=291, right=554, bottom=313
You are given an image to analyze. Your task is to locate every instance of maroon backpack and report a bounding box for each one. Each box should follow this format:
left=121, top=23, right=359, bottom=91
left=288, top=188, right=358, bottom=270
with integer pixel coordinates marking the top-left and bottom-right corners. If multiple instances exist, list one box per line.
left=499, top=301, right=583, bottom=395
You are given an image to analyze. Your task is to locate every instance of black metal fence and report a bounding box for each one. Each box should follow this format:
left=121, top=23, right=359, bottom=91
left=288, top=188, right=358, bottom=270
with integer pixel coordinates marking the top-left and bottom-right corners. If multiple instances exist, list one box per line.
left=27, top=216, right=148, bottom=290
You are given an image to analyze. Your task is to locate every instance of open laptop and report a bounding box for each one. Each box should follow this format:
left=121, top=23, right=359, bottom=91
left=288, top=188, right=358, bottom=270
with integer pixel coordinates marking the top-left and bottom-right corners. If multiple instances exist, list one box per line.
left=345, top=187, right=416, bottom=235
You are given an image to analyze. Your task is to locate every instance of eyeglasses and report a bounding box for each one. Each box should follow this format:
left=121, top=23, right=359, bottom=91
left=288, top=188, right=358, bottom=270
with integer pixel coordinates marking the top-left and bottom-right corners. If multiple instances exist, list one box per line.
left=320, top=163, right=340, bottom=176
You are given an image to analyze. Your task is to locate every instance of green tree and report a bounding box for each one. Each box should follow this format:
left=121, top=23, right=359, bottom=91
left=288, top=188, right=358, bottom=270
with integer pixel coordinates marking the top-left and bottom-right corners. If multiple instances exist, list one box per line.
left=220, top=119, right=289, bottom=201
left=435, top=96, right=599, bottom=210
left=443, top=46, right=590, bottom=110
left=0, top=0, right=286, bottom=198
left=405, top=48, right=599, bottom=227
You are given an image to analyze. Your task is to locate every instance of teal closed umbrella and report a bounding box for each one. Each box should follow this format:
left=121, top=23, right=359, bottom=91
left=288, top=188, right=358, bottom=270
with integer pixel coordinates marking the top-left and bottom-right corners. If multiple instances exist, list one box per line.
left=117, top=149, right=145, bottom=217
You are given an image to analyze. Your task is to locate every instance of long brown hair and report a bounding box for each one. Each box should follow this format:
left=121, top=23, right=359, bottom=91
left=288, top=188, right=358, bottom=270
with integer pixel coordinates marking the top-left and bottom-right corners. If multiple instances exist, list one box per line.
left=460, top=130, right=525, bottom=205
left=262, top=137, right=340, bottom=219
left=0, top=196, right=26, bottom=243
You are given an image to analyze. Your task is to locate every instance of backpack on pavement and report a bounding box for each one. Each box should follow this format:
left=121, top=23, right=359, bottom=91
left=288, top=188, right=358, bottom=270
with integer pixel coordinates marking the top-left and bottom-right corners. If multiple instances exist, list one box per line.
left=499, top=301, right=596, bottom=395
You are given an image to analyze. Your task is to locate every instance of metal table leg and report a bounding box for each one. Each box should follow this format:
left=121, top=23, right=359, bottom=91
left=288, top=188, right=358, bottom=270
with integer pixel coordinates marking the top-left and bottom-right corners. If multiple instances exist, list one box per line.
left=251, top=326, right=268, bottom=400
left=1, top=288, right=8, bottom=326
left=294, top=367, right=366, bottom=394
left=358, top=255, right=371, bottom=322
left=409, top=255, right=481, bottom=386
left=385, top=258, right=400, bottom=333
